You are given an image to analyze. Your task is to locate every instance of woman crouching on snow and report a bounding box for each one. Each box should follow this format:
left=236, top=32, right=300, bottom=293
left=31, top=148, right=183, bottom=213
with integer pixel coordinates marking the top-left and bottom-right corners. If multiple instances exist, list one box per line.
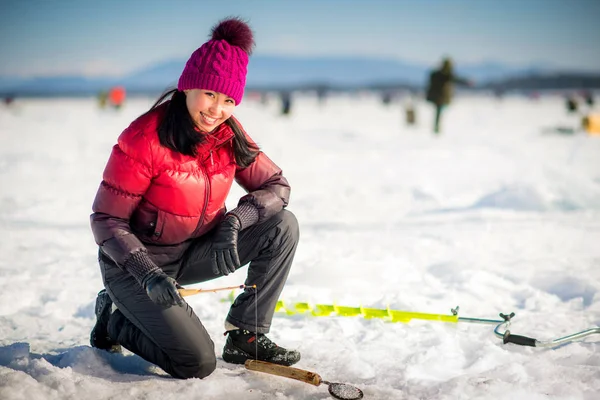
left=88, top=17, right=300, bottom=379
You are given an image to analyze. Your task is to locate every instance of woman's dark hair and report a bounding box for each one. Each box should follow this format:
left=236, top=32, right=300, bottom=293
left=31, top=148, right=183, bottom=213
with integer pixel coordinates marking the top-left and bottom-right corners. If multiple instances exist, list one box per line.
left=148, top=88, right=259, bottom=168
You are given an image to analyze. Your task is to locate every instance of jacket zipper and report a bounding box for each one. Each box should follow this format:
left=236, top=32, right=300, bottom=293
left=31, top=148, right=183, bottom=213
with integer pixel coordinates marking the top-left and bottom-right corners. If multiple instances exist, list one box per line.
left=198, top=162, right=210, bottom=229
left=197, top=129, right=232, bottom=228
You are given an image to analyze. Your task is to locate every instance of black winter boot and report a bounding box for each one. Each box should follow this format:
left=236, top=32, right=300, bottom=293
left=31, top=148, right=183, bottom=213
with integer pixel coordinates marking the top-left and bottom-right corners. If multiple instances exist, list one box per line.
left=222, top=329, right=301, bottom=366
left=90, top=289, right=121, bottom=353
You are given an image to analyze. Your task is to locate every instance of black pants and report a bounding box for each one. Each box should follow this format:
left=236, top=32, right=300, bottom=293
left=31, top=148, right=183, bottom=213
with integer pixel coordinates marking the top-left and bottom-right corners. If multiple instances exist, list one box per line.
left=100, top=210, right=299, bottom=379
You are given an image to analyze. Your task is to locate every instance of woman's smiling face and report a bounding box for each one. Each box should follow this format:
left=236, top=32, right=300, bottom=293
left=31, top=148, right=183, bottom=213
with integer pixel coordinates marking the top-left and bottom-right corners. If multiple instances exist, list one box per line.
left=184, top=89, right=236, bottom=132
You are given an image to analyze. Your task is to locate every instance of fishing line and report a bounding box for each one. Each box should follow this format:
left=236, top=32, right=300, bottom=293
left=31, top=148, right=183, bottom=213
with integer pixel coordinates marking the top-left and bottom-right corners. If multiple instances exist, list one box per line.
left=254, top=284, right=258, bottom=360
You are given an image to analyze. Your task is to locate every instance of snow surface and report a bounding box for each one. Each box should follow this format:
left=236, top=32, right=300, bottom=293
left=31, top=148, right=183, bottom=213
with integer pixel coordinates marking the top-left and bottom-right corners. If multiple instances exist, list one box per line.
left=1, top=92, right=599, bottom=399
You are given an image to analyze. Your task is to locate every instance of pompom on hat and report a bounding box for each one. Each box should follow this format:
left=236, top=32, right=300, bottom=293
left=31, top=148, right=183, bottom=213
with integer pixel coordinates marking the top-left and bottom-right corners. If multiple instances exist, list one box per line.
left=177, top=17, right=254, bottom=105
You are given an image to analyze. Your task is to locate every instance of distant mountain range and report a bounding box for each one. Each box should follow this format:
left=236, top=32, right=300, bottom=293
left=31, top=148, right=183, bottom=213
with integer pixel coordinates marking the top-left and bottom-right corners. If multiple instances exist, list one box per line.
left=1, top=55, right=598, bottom=96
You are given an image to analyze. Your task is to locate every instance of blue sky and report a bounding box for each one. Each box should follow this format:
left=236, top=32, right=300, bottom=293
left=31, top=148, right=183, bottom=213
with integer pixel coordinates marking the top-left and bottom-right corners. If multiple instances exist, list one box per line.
left=1, top=0, right=598, bottom=77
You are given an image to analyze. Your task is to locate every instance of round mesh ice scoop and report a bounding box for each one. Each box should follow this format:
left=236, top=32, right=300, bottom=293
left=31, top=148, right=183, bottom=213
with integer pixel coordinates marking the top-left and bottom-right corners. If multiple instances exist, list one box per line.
left=245, top=359, right=364, bottom=399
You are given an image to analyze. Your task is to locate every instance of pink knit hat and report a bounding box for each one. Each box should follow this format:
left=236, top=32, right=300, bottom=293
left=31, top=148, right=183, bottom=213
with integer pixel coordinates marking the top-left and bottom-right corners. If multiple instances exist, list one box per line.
left=177, top=17, right=255, bottom=104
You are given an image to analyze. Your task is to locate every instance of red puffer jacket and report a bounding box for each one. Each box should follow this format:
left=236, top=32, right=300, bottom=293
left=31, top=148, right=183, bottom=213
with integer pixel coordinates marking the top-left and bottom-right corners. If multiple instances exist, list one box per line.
left=90, top=102, right=290, bottom=266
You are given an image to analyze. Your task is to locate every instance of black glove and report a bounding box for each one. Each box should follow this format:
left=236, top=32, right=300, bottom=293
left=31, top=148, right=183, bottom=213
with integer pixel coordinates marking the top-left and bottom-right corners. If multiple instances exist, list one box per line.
left=211, top=214, right=241, bottom=276
left=141, top=269, right=184, bottom=307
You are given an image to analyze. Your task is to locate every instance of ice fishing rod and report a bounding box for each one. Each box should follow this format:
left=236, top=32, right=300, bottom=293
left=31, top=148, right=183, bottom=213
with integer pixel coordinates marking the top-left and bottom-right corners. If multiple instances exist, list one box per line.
left=178, top=284, right=256, bottom=297
left=178, top=285, right=362, bottom=399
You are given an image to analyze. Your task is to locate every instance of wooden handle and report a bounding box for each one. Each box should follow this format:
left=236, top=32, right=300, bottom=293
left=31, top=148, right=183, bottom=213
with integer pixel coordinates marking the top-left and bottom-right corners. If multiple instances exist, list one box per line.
left=178, top=285, right=253, bottom=297
left=178, top=288, right=202, bottom=297
left=244, top=360, right=322, bottom=386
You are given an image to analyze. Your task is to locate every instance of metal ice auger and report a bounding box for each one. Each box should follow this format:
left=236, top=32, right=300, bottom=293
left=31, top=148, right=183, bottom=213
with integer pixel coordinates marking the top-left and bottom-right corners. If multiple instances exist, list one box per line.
left=214, top=287, right=600, bottom=349
left=492, top=311, right=600, bottom=348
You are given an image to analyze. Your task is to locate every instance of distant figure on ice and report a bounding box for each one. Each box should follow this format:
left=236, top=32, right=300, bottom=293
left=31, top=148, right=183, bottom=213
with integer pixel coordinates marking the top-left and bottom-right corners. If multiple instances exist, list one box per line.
left=315, top=85, right=328, bottom=105
left=97, top=90, right=108, bottom=109
left=582, top=90, right=594, bottom=107
left=381, top=90, right=393, bottom=106
left=3, top=93, right=16, bottom=107
left=108, top=86, right=126, bottom=109
left=425, top=57, right=472, bottom=134
left=89, top=17, right=300, bottom=380
left=565, top=94, right=578, bottom=113
left=280, top=91, right=292, bottom=116
left=493, top=87, right=505, bottom=100
left=260, top=91, right=269, bottom=106
left=404, top=93, right=417, bottom=126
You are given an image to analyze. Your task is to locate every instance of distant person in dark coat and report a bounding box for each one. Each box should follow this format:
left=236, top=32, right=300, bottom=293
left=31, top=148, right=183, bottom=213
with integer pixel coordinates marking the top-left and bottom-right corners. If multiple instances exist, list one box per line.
left=280, top=91, right=292, bottom=116
left=315, top=85, right=328, bottom=105
left=582, top=90, right=594, bottom=107
left=565, top=95, right=578, bottom=113
left=381, top=91, right=393, bottom=106
left=3, top=93, right=16, bottom=107
left=426, top=57, right=472, bottom=134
